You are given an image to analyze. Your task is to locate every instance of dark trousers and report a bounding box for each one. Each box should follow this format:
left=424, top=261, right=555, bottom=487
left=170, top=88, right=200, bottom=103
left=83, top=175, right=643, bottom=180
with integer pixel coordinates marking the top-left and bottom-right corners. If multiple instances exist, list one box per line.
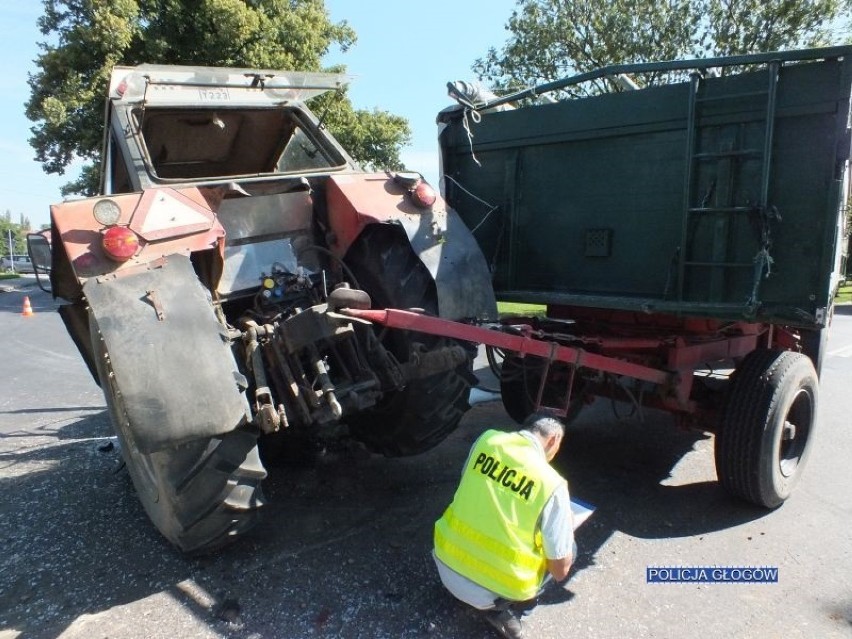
left=491, top=540, right=577, bottom=616
left=493, top=595, right=540, bottom=617
left=492, top=574, right=552, bottom=617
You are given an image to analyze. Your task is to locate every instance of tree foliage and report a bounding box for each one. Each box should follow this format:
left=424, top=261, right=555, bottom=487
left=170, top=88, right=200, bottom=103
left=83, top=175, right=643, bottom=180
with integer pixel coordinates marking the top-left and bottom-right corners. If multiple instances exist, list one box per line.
left=474, top=0, right=852, bottom=97
left=1, top=212, right=31, bottom=258
left=26, top=0, right=411, bottom=195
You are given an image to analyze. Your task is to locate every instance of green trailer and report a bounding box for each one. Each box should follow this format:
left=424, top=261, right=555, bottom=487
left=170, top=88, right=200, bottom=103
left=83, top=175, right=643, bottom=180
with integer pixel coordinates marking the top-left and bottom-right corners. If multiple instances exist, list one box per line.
left=431, top=47, right=852, bottom=508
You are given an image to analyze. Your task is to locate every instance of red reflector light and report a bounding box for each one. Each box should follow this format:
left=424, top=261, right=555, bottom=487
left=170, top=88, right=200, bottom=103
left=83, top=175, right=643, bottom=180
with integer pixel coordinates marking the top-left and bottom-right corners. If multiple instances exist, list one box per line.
left=102, top=226, right=140, bottom=262
left=412, top=181, right=437, bottom=209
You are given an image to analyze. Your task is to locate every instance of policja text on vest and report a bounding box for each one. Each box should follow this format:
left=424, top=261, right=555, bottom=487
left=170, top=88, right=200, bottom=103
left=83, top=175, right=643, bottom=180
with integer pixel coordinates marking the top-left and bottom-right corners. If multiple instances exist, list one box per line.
left=472, top=452, right=535, bottom=501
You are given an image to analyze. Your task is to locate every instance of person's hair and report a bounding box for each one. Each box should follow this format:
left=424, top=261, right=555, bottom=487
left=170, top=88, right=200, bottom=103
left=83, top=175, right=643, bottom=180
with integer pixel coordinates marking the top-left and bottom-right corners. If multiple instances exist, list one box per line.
left=521, top=412, right=565, bottom=439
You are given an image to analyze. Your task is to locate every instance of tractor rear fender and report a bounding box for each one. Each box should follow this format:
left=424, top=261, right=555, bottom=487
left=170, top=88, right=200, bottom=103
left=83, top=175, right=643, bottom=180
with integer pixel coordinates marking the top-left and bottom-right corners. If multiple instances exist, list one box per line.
left=83, top=255, right=249, bottom=454
left=49, top=186, right=227, bottom=302
left=325, top=174, right=497, bottom=321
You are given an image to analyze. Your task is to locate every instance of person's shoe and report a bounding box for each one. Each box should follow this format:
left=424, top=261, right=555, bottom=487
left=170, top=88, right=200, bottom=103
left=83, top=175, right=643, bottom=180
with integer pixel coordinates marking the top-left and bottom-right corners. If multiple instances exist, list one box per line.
left=482, top=608, right=525, bottom=639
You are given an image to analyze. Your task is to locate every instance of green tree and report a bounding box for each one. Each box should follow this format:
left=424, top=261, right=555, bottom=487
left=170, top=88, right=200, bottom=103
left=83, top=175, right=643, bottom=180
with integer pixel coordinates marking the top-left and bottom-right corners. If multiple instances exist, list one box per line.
left=474, top=0, right=851, bottom=97
left=706, top=0, right=848, bottom=57
left=0, top=212, right=30, bottom=258
left=26, top=0, right=411, bottom=196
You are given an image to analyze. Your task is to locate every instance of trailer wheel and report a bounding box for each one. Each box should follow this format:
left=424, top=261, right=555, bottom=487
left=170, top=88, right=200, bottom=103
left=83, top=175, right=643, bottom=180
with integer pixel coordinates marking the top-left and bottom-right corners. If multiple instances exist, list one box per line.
left=715, top=349, right=818, bottom=508
left=91, top=319, right=266, bottom=554
left=343, top=225, right=474, bottom=456
left=500, top=354, right=585, bottom=425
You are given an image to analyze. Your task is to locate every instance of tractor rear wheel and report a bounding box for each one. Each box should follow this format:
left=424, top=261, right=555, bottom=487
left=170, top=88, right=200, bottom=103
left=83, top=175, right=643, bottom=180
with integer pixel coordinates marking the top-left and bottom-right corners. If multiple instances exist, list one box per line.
left=343, top=225, right=474, bottom=456
left=91, top=318, right=266, bottom=554
left=714, top=349, right=818, bottom=508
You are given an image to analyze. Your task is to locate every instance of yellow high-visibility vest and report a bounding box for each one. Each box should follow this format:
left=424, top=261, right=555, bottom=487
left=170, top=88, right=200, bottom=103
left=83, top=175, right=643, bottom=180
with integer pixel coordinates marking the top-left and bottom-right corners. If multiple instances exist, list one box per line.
left=434, top=429, right=564, bottom=600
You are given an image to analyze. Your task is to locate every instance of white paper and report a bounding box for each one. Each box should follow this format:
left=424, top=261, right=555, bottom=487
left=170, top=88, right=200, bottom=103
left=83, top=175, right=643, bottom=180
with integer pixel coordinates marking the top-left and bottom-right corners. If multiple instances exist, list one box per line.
left=570, top=498, right=595, bottom=530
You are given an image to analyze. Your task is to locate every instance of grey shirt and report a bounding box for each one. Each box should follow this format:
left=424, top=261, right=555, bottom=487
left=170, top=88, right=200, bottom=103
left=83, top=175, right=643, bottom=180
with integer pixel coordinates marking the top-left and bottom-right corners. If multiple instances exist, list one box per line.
left=433, top=430, right=574, bottom=609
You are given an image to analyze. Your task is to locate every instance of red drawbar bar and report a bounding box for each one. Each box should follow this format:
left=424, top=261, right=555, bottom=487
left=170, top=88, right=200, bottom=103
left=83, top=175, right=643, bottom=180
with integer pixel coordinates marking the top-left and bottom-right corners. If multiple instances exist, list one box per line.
left=343, top=308, right=672, bottom=387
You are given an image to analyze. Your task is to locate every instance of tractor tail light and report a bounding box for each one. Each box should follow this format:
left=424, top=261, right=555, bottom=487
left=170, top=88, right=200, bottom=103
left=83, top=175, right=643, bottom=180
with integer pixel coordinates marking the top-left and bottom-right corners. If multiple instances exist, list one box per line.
left=102, top=226, right=140, bottom=262
left=411, top=181, right=437, bottom=209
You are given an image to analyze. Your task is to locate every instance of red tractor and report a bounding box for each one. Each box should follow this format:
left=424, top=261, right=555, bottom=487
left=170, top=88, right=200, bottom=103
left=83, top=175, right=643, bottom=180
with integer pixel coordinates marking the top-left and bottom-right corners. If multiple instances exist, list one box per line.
left=31, top=65, right=495, bottom=553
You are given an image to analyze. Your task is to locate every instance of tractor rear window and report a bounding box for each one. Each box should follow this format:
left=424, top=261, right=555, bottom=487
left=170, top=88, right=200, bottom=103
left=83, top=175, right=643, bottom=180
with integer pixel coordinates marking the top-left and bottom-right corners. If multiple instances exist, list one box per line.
left=136, top=108, right=344, bottom=179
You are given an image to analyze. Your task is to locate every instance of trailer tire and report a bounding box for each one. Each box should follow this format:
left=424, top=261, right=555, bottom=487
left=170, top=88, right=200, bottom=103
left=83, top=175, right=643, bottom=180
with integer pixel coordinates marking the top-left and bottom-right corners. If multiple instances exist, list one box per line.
left=91, top=318, right=266, bottom=554
left=343, top=225, right=474, bottom=456
left=715, top=349, right=817, bottom=509
left=500, top=355, right=585, bottom=425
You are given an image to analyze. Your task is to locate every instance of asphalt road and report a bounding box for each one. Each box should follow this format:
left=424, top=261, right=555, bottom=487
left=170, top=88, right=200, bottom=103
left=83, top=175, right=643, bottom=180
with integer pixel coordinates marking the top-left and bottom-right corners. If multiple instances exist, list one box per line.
left=0, top=277, right=850, bottom=639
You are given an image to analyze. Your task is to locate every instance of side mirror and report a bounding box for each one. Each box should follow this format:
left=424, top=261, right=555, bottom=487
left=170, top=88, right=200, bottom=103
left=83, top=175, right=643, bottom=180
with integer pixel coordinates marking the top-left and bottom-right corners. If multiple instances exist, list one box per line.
left=26, top=232, right=52, bottom=293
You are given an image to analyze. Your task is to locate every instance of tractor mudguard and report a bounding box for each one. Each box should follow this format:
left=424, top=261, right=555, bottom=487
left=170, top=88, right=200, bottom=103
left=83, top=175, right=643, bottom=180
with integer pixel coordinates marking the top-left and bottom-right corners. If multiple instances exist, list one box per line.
left=325, top=174, right=497, bottom=321
left=83, top=255, right=248, bottom=454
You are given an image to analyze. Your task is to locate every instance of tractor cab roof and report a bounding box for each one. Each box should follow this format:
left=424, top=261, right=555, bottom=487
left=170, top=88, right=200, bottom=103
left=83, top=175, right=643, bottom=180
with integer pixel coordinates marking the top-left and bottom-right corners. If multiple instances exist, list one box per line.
left=108, top=65, right=352, bottom=107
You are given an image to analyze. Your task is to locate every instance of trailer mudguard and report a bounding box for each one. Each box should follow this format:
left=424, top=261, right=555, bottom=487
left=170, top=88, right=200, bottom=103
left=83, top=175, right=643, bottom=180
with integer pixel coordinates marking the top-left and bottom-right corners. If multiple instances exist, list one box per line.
left=325, top=173, right=497, bottom=321
left=83, top=255, right=248, bottom=453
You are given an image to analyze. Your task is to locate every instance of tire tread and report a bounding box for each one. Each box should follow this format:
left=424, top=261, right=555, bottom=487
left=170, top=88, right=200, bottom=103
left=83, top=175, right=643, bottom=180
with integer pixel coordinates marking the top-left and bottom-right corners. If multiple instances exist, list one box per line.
left=92, top=318, right=266, bottom=554
left=715, top=349, right=816, bottom=508
left=343, top=225, right=474, bottom=456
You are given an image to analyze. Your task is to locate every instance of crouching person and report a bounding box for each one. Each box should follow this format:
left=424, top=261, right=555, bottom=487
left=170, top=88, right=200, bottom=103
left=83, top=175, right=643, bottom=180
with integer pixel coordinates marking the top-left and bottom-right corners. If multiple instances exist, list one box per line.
left=433, top=413, right=575, bottom=639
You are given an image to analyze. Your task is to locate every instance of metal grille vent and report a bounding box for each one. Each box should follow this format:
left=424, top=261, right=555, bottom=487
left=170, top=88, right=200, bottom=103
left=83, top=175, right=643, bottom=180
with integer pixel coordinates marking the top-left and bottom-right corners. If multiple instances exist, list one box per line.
left=585, top=228, right=613, bottom=257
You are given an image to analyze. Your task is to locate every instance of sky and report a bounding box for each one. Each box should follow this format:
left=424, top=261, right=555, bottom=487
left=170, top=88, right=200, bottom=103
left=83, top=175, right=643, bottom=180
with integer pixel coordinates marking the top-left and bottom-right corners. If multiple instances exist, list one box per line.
left=0, top=1, right=518, bottom=230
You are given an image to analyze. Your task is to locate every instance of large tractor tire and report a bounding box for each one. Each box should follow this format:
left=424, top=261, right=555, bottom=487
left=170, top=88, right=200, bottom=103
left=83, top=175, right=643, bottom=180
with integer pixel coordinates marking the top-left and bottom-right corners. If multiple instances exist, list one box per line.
left=499, top=353, right=586, bottom=425
left=714, top=349, right=818, bottom=509
left=91, top=318, right=266, bottom=554
left=343, top=225, right=474, bottom=456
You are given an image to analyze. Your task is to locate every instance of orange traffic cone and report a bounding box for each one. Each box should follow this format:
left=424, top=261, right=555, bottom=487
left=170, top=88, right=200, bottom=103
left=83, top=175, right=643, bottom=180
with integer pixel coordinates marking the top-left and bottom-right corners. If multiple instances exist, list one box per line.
left=21, top=296, right=34, bottom=317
